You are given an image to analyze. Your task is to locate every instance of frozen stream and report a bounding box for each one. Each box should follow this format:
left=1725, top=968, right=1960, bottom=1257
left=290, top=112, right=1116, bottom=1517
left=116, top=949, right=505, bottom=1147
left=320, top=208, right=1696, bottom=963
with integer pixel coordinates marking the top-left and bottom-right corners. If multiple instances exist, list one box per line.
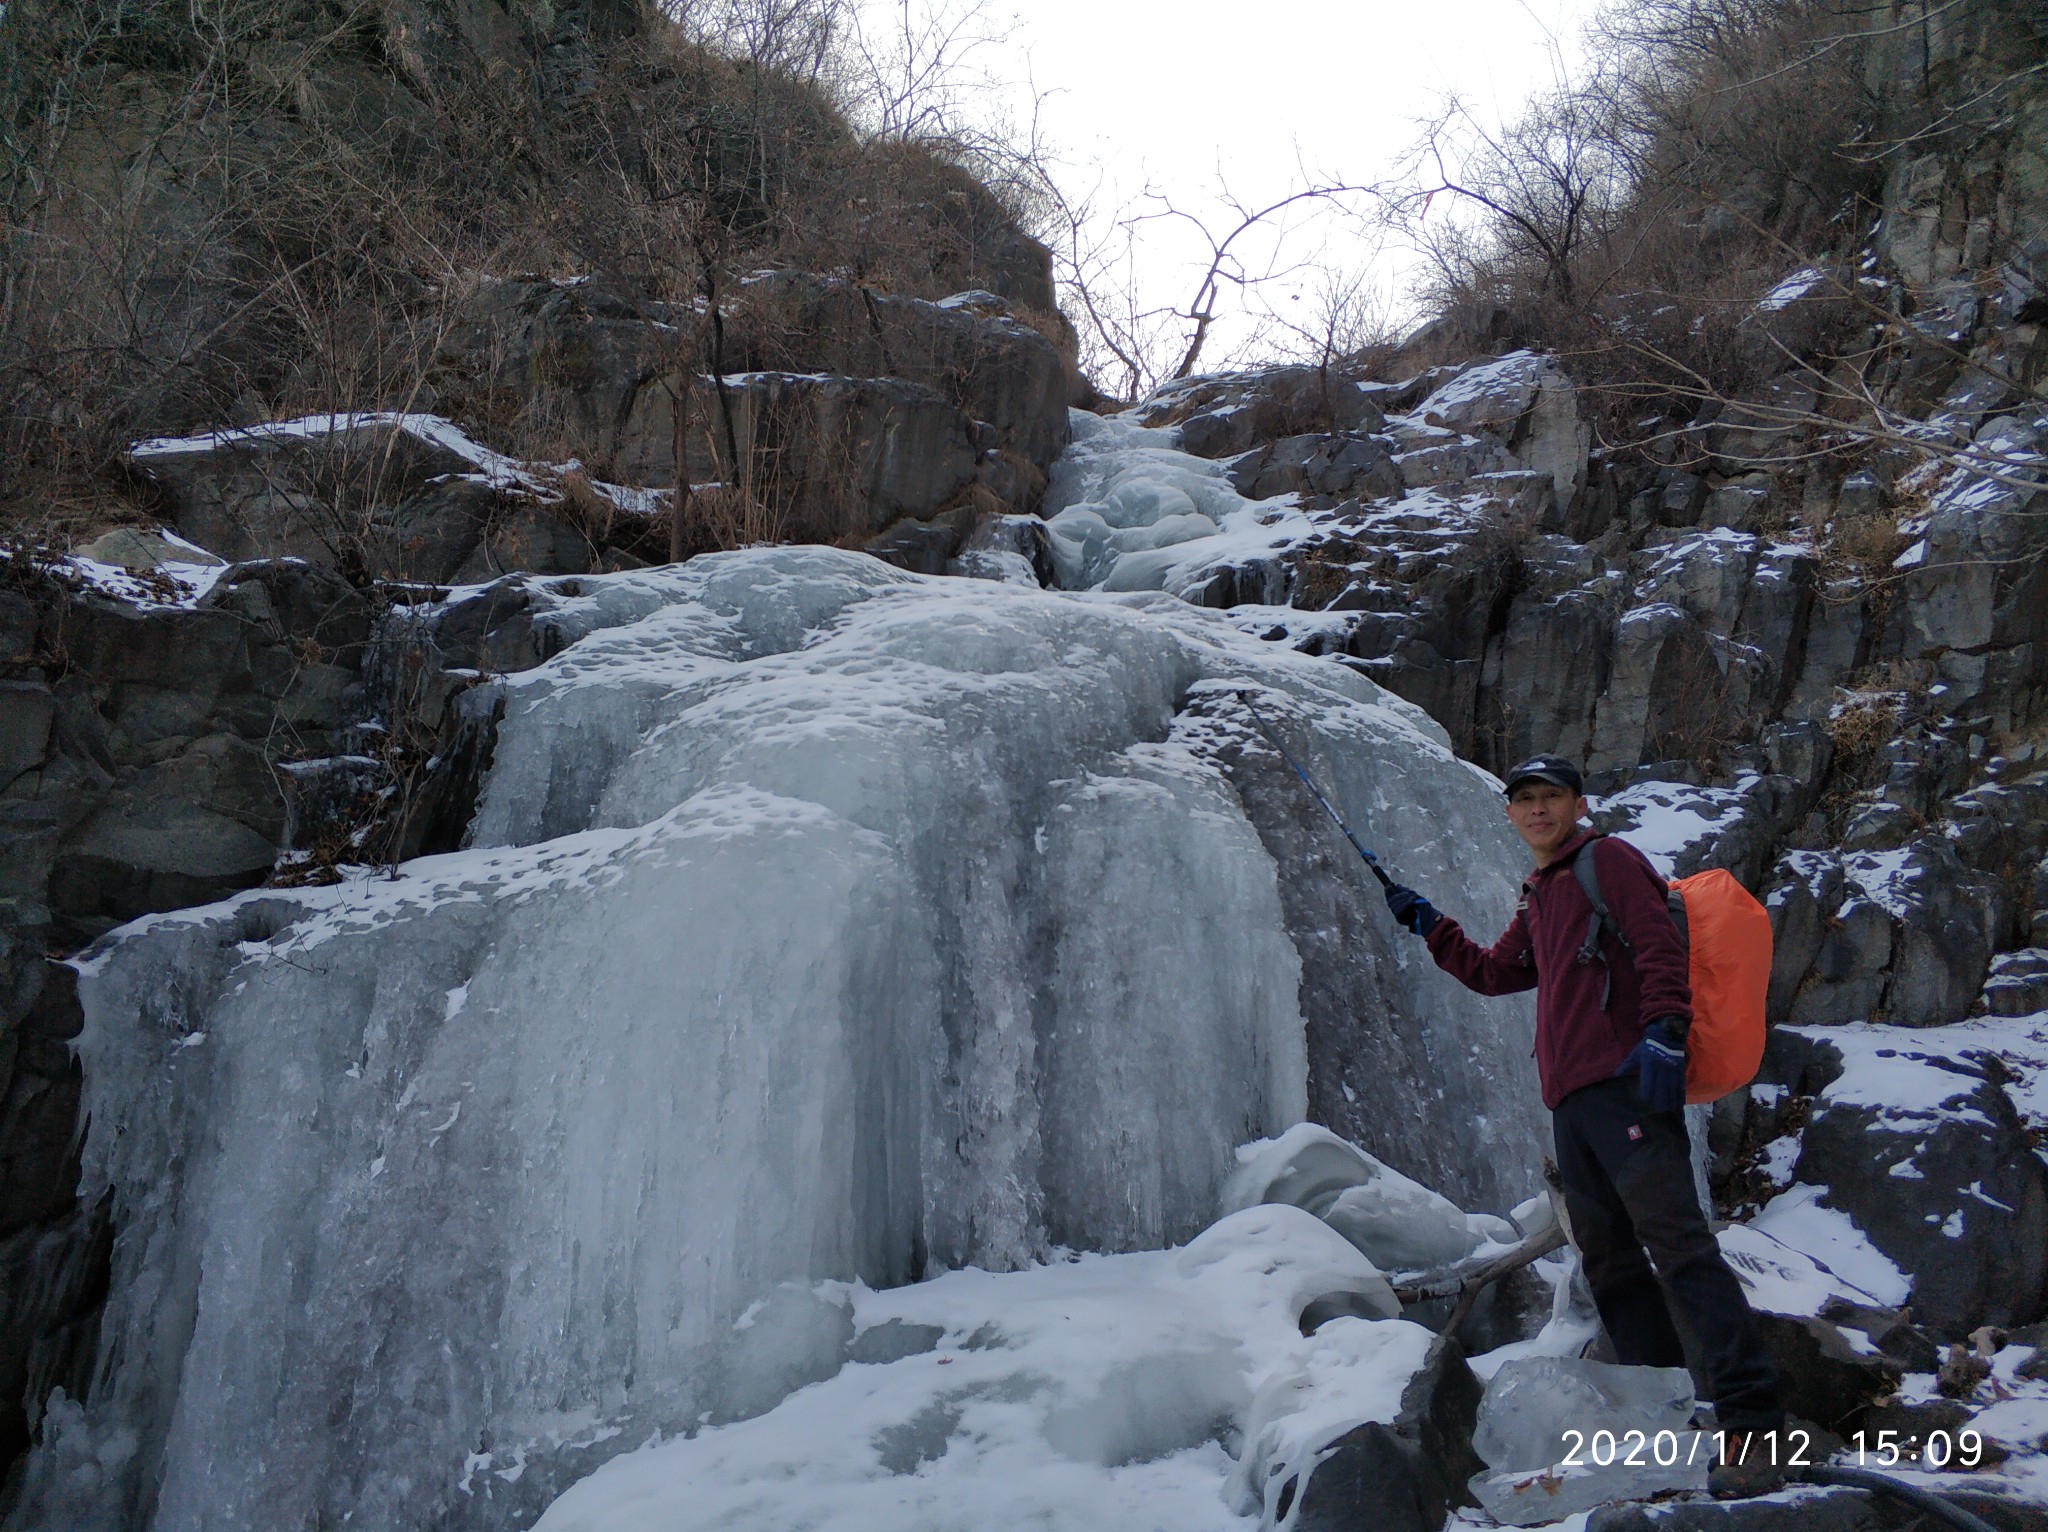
left=7, top=518, right=1542, bottom=1528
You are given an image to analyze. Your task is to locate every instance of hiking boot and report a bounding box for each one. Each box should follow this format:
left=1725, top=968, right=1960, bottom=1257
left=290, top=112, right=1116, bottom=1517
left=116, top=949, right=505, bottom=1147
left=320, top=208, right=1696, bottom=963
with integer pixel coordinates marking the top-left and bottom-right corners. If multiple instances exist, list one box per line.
left=1707, top=1428, right=1798, bottom=1497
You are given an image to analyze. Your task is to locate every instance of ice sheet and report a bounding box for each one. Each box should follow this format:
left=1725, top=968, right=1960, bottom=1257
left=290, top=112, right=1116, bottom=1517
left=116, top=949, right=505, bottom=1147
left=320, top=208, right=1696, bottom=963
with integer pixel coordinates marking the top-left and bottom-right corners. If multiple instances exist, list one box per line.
left=16, top=546, right=1541, bottom=1532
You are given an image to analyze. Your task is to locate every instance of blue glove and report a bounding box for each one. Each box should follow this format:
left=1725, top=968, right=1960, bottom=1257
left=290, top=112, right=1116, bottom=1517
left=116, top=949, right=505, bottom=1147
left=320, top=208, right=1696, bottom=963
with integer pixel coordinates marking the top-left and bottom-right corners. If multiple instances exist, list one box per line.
left=1383, top=883, right=1440, bottom=938
left=1616, top=1018, right=1688, bottom=1112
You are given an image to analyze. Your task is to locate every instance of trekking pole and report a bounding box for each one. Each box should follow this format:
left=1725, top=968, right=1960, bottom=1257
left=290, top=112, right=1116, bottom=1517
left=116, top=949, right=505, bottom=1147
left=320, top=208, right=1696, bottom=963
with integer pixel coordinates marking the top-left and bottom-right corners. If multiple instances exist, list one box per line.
left=1232, top=689, right=1395, bottom=890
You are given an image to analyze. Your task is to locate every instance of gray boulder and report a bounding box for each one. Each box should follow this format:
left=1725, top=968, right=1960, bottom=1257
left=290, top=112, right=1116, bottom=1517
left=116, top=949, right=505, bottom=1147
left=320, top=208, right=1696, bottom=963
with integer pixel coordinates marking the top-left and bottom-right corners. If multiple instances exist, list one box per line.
left=1745, top=1307, right=1905, bottom=1436
left=1412, top=351, right=1590, bottom=512
left=1391, top=433, right=1517, bottom=491
left=1225, top=433, right=1404, bottom=502
left=1290, top=1336, right=1483, bottom=1532
left=1762, top=837, right=1998, bottom=1029
left=1765, top=852, right=1891, bottom=1026
left=1788, top=1031, right=2048, bottom=1336
left=126, top=416, right=594, bottom=582
left=1897, top=413, right=2048, bottom=710
left=1138, top=366, right=1389, bottom=459
left=1982, top=948, right=2048, bottom=1017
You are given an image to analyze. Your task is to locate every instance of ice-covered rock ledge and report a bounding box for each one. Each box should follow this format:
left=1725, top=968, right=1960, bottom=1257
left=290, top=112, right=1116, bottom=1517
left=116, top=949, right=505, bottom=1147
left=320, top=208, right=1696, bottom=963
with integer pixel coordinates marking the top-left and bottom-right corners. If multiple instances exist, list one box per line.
left=7, top=547, right=1540, bottom=1532
left=531, top=1204, right=1431, bottom=1532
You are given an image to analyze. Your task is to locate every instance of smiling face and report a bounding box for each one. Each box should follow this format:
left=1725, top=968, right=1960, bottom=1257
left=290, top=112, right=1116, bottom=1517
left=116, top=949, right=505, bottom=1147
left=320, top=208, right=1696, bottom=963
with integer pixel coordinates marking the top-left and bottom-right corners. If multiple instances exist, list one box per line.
left=1505, top=780, right=1587, bottom=866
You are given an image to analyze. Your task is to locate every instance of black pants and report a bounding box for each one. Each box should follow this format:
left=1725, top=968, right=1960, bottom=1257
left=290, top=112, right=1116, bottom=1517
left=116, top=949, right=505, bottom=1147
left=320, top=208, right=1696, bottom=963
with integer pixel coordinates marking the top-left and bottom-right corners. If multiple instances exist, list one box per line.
left=1552, top=1078, right=1783, bottom=1431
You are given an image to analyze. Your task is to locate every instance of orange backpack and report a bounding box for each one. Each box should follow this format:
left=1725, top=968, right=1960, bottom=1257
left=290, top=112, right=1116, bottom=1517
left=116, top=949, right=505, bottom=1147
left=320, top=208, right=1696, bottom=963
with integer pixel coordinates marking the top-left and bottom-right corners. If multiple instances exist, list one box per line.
left=1572, top=845, right=1771, bottom=1104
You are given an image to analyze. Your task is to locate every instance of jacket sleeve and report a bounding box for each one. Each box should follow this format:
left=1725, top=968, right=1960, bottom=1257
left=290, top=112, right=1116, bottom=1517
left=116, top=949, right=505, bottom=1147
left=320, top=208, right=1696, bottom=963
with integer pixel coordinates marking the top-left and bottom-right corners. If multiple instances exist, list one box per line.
left=1598, top=839, right=1694, bottom=1030
left=1424, top=901, right=1539, bottom=996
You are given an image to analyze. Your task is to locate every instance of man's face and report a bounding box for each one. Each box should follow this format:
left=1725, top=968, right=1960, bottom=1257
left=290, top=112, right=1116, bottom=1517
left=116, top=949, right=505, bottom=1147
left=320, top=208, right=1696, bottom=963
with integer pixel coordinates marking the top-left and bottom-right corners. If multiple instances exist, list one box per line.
left=1505, top=781, right=1586, bottom=861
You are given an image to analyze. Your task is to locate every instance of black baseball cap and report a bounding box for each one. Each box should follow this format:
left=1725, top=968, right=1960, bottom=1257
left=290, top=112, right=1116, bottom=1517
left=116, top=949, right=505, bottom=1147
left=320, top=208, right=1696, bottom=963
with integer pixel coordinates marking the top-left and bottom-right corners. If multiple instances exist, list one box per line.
left=1503, top=755, right=1584, bottom=797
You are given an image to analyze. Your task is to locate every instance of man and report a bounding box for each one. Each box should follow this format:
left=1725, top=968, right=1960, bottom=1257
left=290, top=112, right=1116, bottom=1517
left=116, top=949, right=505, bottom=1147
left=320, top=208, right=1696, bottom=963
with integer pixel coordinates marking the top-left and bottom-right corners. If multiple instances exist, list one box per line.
left=1381, top=754, right=1785, bottom=1467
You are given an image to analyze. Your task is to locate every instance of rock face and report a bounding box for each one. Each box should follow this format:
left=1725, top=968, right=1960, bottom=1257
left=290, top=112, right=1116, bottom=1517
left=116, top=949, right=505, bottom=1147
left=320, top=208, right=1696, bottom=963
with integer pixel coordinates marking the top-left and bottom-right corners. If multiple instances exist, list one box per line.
left=1781, top=1029, right=2048, bottom=1336
left=0, top=556, right=381, bottom=1479
left=723, top=274, right=1071, bottom=470
left=619, top=371, right=981, bottom=538
left=127, top=415, right=610, bottom=584
left=430, top=271, right=1070, bottom=565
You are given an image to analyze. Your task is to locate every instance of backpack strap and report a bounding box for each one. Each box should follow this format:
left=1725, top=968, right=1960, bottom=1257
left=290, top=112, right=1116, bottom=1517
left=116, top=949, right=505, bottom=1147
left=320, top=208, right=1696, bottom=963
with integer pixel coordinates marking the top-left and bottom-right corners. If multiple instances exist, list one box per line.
left=1568, top=837, right=1628, bottom=1011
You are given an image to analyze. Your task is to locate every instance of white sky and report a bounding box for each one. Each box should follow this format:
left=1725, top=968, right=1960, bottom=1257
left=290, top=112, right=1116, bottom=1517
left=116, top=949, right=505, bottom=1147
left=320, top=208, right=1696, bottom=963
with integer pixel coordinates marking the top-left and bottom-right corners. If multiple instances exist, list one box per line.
left=965, top=0, right=1595, bottom=383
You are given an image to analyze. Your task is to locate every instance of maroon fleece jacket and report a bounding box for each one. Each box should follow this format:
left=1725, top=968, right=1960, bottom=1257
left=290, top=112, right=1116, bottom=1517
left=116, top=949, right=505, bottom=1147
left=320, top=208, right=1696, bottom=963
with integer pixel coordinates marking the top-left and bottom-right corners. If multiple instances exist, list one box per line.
left=1423, top=829, right=1693, bottom=1109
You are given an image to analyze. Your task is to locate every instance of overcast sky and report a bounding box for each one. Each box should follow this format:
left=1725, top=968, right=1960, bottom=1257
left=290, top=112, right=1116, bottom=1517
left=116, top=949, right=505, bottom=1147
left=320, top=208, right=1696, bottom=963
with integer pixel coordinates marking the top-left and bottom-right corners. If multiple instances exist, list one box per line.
left=960, top=0, right=1595, bottom=379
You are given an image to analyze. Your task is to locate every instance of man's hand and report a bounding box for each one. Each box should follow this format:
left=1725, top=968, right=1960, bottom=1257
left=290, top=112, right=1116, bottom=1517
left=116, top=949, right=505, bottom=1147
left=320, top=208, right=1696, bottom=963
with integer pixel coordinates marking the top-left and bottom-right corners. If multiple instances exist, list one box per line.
left=1383, top=884, right=1440, bottom=938
left=1615, top=1017, right=1687, bottom=1112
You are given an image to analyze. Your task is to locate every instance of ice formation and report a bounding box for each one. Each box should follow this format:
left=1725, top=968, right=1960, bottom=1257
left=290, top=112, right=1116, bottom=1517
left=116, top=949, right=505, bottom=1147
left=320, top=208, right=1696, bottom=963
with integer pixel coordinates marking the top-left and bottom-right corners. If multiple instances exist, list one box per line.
left=8, top=546, right=1541, bottom=1530
left=1469, top=1358, right=1708, bottom=1527
left=1223, top=1124, right=1519, bottom=1273
left=530, top=1206, right=1422, bottom=1532
left=1041, top=410, right=1322, bottom=596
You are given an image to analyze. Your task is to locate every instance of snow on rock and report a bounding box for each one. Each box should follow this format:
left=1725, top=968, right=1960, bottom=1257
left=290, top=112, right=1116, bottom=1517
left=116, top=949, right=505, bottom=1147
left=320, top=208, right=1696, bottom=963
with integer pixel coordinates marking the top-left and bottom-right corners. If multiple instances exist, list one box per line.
left=529, top=1205, right=1433, bottom=1532
left=4, top=528, right=234, bottom=612
left=11, top=545, right=1541, bottom=1532
left=1414, top=352, right=1553, bottom=435
left=1591, top=777, right=1758, bottom=880
left=1756, top=267, right=1826, bottom=313
left=1760, top=1019, right=2048, bottom=1334
left=1410, top=350, right=1587, bottom=508
left=132, top=409, right=663, bottom=524
left=1745, top=1184, right=1911, bottom=1308
left=1224, top=1124, right=1516, bottom=1274
left=1716, top=1219, right=1900, bottom=1318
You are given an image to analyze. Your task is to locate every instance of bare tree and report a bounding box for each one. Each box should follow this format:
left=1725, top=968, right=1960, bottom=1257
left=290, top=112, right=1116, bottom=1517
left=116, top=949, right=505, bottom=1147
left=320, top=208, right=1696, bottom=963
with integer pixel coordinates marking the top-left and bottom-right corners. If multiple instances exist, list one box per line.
left=1387, top=66, right=1634, bottom=307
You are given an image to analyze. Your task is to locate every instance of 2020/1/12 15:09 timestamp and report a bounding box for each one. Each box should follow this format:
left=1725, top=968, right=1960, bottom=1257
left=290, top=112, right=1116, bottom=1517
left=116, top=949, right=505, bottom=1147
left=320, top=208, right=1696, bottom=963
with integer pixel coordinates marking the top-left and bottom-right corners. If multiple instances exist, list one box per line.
left=1847, top=1429, right=1989, bottom=1469
left=1560, top=1427, right=1989, bottom=1471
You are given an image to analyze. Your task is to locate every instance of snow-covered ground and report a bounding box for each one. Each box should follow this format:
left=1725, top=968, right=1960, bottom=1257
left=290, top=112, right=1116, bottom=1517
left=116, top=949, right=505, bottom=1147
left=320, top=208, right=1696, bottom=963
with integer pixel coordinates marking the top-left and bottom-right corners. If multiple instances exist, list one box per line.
left=529, top=1204, right=1420, bottom=1532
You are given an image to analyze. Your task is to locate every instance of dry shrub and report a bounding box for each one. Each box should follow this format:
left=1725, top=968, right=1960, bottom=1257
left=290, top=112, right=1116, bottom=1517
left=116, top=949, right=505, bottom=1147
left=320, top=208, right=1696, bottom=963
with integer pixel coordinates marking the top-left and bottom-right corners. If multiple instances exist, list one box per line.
left=1808, top=689, right=1904, bottom=835
left=1823, top=692, right=1901, bottom=800
left=0, top=0, right=1055, bottom=546
left=675, top=483, right=780, bottom=556
left=1823, top=487, right=1915, bottom=585
left=1403, top=0, right=1890, bottom=456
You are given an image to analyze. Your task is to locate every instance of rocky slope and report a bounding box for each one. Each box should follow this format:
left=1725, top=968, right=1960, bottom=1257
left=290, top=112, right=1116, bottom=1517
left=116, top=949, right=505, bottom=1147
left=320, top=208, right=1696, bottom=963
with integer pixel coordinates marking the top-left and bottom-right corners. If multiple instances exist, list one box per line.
left=4, top=0, right=2048, bottom=1524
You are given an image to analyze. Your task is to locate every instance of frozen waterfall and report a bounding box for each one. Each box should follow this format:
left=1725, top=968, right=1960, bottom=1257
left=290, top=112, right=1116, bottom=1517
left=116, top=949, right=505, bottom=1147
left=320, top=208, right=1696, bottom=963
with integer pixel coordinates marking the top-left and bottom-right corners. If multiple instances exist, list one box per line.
left=7, top=544, right=1540, bottom=1530
left=1040, top=408, right=1320, bottom=597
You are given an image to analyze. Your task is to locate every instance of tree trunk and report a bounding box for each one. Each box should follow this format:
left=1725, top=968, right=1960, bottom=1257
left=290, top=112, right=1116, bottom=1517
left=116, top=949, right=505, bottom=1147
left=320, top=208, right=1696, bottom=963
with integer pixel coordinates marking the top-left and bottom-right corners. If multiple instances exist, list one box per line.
left=668, top=373, right=692, bottom=563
